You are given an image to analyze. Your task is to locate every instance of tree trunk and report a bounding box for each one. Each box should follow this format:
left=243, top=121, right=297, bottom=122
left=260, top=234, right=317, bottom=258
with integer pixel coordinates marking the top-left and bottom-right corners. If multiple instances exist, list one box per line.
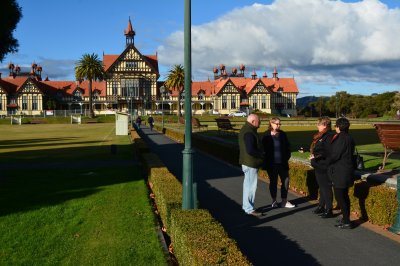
left=88, top=79, right=94, bottom=118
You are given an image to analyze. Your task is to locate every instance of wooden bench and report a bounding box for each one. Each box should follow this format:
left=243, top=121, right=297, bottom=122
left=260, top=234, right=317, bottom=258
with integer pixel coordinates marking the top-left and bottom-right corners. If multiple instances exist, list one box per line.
left=374, top=123, right=400, bottom=169
left=215, top=118, right=239, bottom=134
left=192, top=118, right=208, bottom=131
left=178, top=117, right=208, bottom=131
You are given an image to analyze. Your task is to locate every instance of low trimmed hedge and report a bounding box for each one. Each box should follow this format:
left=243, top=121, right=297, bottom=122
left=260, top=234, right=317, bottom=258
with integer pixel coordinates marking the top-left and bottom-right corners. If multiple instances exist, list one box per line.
left=136, top=129, right=250, bottom=265
left=157, top=126, right=399, bottom=227
left=170, top=209, right=250, bottom=265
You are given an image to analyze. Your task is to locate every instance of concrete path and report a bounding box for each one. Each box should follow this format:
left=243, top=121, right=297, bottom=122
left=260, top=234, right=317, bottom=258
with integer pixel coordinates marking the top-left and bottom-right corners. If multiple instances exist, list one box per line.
left=138, top=126, right=400, bottom=266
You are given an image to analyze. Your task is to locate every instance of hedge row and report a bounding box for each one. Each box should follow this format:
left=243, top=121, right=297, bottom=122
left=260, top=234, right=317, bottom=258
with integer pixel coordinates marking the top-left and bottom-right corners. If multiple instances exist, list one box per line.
left=131, top=128, right=251, bottom=265
left=158, top=126, right=398, bottom=226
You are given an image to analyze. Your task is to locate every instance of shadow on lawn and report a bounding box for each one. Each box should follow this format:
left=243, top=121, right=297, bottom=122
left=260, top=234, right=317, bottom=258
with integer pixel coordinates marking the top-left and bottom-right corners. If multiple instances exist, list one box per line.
left=0, top=137, right=79, bottom=148
left=0, top=143, right=141, bottom=217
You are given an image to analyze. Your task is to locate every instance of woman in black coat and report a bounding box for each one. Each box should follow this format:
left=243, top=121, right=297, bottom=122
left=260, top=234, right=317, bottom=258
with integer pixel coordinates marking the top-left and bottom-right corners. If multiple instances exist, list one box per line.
left=262, top=117, right=295, bottom=208
left=310, top=117, right=334, bottom=218
left=328, top=117, right=355, bottom=229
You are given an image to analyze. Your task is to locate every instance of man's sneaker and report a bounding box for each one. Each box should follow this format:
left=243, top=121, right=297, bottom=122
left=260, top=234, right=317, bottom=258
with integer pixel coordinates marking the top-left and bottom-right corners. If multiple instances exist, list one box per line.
left=281, top=201, right=296, bottom=208
left=247, top=210, right=262, bottom=217
left=271, top=201, right=279, bottom=208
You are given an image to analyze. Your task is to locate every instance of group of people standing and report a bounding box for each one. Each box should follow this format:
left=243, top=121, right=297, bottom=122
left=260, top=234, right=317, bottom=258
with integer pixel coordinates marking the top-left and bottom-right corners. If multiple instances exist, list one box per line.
left=239, top=114, right=355, bottom=229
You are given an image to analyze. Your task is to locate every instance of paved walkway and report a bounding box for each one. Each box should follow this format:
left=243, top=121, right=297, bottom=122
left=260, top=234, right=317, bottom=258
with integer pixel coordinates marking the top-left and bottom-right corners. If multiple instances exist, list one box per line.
left=138, top=126, right=400, bottom=266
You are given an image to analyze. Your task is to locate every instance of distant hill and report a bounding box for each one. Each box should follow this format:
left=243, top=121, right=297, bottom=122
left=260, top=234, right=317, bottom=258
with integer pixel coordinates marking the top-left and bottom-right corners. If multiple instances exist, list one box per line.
left=296, top=96, right=318, bottom=109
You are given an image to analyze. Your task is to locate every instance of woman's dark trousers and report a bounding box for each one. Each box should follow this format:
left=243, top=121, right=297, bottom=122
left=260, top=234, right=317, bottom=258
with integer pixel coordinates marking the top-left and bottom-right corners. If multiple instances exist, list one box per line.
left=334, top=187, right=351, bottom=224
left=267, top=164, right=289, bottom=199
left=315, top=169, right=333, bottom=209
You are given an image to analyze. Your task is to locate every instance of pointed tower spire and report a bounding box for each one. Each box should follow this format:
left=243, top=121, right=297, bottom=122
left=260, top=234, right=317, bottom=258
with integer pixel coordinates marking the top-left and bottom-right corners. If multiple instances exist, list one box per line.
left=273, top=67, right=278, bottom=80
left=124, top=17, right=135, bottom=47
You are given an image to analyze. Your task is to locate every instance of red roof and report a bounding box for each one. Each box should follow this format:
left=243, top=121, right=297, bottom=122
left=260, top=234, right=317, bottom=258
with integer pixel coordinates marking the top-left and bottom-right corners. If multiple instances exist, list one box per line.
left=167, top=76, right=298, bottom=97
left=0, top=76, right=106, bottom=97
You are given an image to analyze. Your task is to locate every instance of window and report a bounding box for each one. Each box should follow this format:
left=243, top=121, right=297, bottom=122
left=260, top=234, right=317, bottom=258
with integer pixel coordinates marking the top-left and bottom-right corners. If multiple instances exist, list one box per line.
left=112, top=81, right=118, bottom=95
left=73, top=90, right=83, bottom=101
left=231, top=95, right=236, bottom=109
left=32, top=95, right=38, bottom=110
left=287, top=102, right=292, bottom=109
left=93, top=91, right=99, bottom=101
left=252, top=95, right=258, bottom=109
left=180, top=91, right=185, bottom=100
left=0, top=99, right=2, bottom=110
left=121, top=79, right=139, bottom=97
left=22, top=96, right=28, bottom=110
left=198, top=92, right=204, bottom=100
left=261, top=95, right=266, bottom=109
left=126, top=61, right=137, bottom=69
left=222, top=95, right=227, bottom=109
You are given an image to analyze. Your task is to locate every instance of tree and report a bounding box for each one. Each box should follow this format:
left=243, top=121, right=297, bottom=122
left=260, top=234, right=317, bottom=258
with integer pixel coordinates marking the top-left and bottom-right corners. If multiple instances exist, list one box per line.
left=75, top=53, right=104, bottom=118
left=0, top=0, right=22, bottom=62
left=165, top=64, right=185, bottom=117
left=392, top=91, right=400, bottom=111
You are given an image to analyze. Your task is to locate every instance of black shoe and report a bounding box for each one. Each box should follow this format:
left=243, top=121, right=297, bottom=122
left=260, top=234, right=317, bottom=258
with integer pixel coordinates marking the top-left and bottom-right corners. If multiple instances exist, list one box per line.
left=313, top=206, right=325, bottom=214
left=320, top=209, right=334, bottom=218
left=335, top=222, right=353, bottom=229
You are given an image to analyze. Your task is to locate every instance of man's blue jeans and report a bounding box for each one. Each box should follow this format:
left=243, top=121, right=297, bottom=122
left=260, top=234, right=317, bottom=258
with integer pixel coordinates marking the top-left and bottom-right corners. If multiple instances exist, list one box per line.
left=242, top=165, right=258, bottom=214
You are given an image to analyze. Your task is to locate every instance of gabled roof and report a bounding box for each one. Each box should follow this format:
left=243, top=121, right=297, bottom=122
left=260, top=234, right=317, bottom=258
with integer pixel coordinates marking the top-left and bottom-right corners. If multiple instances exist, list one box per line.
left=166, top=76, right=299, bottom=97
left=0, top=76, right=107, bottom=97
left=103, top=45, right=159, bottom=75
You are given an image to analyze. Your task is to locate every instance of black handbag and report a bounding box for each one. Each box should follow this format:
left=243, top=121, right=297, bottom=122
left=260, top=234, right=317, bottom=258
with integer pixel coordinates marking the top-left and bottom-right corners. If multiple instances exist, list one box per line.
left=353, top=148, right=364, bottom=170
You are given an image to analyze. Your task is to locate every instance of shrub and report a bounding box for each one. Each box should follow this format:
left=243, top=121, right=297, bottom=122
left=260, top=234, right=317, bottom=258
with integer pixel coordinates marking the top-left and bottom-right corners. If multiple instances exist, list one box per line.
left=170, top=209, right=250, bottom=265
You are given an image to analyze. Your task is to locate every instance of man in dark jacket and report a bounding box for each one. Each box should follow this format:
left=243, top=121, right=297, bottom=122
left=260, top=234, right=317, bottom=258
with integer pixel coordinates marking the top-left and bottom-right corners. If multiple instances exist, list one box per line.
left=239, top=114, right=264, bottom=217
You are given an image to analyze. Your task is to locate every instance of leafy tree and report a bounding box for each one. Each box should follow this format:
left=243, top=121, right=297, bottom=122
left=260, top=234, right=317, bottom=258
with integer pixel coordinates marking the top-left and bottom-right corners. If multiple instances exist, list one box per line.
left=75, top=53, right=104, bottom=118
left=372, top=91, right=397, bottom=116
left=165, top=64, right=185, bottom=117
left=0, top=0, right=22, bottom=62
left=392, top=91, right=400, bottom=112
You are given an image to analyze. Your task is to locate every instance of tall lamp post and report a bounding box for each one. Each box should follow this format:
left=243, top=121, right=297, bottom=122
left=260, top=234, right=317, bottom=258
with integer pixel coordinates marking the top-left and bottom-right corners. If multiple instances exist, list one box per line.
left=160, top=85, right=165, bottom=129
left=182, top=0, right=196, bottom=209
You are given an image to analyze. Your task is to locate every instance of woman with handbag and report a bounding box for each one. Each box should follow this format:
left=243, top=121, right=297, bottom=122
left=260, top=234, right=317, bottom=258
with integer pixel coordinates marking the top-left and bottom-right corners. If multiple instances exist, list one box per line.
left=309, top=117, right=334, bottom=218
left=328, top=117, right=355, bottom=229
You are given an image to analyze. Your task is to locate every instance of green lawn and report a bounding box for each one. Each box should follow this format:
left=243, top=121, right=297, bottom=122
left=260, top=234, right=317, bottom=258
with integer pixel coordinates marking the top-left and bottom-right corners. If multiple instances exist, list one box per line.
left=0, top=124, right=167, bottom=265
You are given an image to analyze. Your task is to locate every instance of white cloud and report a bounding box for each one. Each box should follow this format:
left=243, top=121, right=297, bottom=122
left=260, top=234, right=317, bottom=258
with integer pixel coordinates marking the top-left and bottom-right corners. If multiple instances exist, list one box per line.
left=157, top=0, right=400, bottom=90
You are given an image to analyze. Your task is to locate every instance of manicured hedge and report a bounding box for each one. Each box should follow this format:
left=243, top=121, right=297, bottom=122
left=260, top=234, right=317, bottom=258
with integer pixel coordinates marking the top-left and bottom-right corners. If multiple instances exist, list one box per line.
left=351, top=181, right=397, bottom=225
left=170, top=209, right=250, bottom=265
left=135, top=128, right=250, bottom=265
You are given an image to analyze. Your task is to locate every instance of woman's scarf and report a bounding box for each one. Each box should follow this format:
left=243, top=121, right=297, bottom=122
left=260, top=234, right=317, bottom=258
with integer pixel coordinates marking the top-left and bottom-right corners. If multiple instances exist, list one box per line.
left=310, top=128, right=328, bottom=154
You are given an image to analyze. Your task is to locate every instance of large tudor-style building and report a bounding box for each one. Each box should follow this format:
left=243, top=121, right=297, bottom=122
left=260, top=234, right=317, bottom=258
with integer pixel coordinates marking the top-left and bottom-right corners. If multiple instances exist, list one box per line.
left=0, top=18, right=299, bottom=117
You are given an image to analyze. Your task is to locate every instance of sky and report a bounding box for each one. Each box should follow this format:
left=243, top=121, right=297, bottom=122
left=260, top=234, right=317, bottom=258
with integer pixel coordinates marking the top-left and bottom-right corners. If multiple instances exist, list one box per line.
left=2, top=0, right=400, bottom=97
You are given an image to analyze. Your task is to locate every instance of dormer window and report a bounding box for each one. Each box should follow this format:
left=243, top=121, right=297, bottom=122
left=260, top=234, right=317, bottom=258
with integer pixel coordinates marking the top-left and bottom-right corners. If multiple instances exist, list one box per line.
left=93, top=91, right=100, bottom=101
left=73, top=90, right=83, bottom=101
left=198, top=92, right=204, bottom=100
